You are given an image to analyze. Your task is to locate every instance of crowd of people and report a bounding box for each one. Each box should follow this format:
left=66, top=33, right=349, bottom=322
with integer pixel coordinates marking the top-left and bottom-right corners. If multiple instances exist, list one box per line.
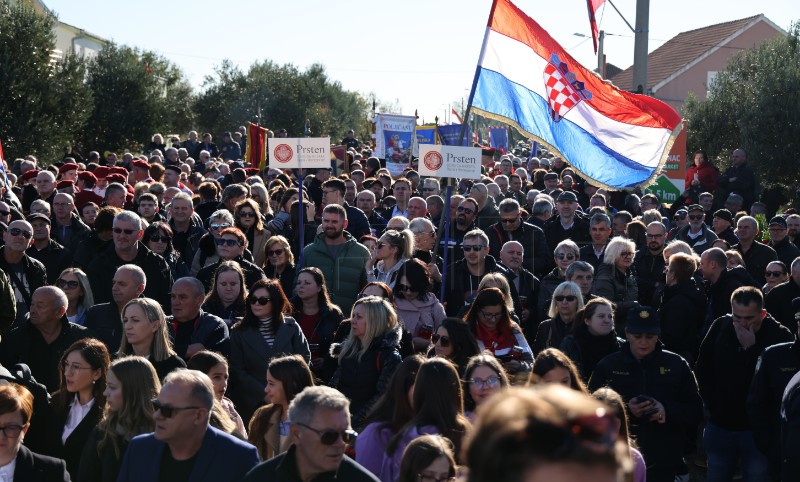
left=0, top=130, right=798, bottom=482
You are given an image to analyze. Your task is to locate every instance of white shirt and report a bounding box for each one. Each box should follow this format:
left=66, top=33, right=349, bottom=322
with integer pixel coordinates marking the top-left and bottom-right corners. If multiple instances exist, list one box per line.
left=0, top=458, right=16, bottom=482
left=62, top=395, right=95, bottom=444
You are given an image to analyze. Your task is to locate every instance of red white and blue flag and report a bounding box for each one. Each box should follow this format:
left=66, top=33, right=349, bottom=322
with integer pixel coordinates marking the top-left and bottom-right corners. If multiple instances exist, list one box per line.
left=587, top=0, right=606, bottom=53
left=470, top=0, right=682, bottom=189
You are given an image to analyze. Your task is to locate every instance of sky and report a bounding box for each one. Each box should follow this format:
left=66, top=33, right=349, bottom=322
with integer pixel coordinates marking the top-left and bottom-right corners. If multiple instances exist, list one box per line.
left=44, top=0, right=798, bottom=127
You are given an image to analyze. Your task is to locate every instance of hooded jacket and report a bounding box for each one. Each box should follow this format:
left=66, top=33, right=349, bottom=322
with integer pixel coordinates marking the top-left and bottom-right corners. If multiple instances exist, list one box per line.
left=658, top=279, right=707, bottom=364
left=303, top=231, right=371, bottom=315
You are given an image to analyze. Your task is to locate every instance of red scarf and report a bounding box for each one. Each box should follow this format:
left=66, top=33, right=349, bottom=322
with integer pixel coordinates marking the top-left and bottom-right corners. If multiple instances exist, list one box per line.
left=475, top=322, right=515, bottom=353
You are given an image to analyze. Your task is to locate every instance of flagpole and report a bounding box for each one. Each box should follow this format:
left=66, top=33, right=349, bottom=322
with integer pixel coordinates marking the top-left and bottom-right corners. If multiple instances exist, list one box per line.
left=297, top=139, right=305, bottom=270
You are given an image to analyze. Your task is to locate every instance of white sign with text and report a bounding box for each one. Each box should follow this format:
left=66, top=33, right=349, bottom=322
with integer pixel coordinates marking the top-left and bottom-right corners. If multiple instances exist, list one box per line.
left=268, top=137, right=330, bottom=169
left=418, top=144, right=482, bottom=180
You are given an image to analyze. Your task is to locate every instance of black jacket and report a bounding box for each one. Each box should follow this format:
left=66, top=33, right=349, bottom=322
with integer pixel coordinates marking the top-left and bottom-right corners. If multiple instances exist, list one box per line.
left=560, top=327, right=623, bottom=381
left=266, top=263, right=297, bottom=300
left=536, top=267, right=564, bottom=320
left=658, top=279, right=706, bottom=364
left=634, top=248, right=665, bottom=307
left=84, top=302, right=123, bottom=353
left=46, top=400, right=102, bottom=480
left=769, top=237, right=800, bottom=270
left=243, top=444, right=379, bottom=482
left=197, top=255, right=265, bottom=293
left=167, top=310, right=231, bottom=360
left=503, top=265, right=540, bottom=337
left=27, top=240, right=72, bottom=285
left=87, top=242, right=173, bottom=311
left=330, top=327, right=402, bottom=430
left=532, top=314, right=573, bottom=356
left=780, top=370, right=800, bottom=481
left=696, top=314, right=793, bottom=431
left=765, top=278, right=800, bottom=332
left=542, top=214, right=591, bottom=251
left=51, top=214, right=91, bottom=253
left=486, top=221, right=550, bottom=277
left=579, top=243, right=605, bottom=272
left=589, top=342, right=703, bottom=474
left=670, top=223, right=718, bottom=254
left=78, top=426, right=127, bottom=482
left=735, top=240, right=778, bottom=286
left=748, top=338, right=800, bottom=477
left=291, top=301, right=343, bottom=383
left=704, top=268, right=744, bottom=334
left=12, top=445, right=69, bottom=482
left=444, top=255, right=518, bottom=317
left=71, top=232, right=112, bottom=270
left=0, top=247, right=48, bottom=324
left=717, top=163, right=757, bottom=210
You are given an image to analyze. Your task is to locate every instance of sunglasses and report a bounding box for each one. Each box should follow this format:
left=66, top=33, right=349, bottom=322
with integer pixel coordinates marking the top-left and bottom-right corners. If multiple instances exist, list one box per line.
left=456, top=206, right=475, bottom=215
left=555, top=253, right=576, bottom=260
left=8, top=228, right=32, bottom=239
left=267, top=248, right=285, bottom=257
left=765, top=270, right=786, bottom=278
left=210, top=223, right=232, bottom=230
left=55, top=279, right=80, bottom=289
left=500, top=218, right=518, bottom=224
left=296, top=422, right=357, bottom=445
left=0, top=210, right=9, bottom=217
left=395, top=284, right=417, bottom=293
left=554, top=295, right=578, bottom=302
left=462, top=244, right=485, bottom=252
left=152, top=399, right=200, bottom=418
left=238, top=211, right=256, bottom=218
left=688, top=214, right=705, bottom=221
left=150, top=235, right=171, bottom=243
left=216, top=238, right=242, bottom=247
left=431, top=333, right=450, bottom=347
left=250, top=296, right=272, bottom=306
left=112, top=227, right=137, bottom=235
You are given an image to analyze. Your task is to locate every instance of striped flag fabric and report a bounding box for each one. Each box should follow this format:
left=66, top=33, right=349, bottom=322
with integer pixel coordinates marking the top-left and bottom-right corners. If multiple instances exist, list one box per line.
left=470, top=0, right=682, bottom=189
left=245, top=123, right=268, bottom=171
left=587, top=0, right=606, bottom=53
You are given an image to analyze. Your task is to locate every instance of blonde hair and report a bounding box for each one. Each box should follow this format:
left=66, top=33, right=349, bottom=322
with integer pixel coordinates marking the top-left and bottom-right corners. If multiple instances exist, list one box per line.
left=119, top=298, right=176, bottom=361
left=339, top=296, right=398, bottom=361
left=477, top=273, right=513, bottom=313
left=58, top=267, right=94, bottom=311
left=548, top=281, right=585, bottom=318
left=265, top=235, right=294, bottom=266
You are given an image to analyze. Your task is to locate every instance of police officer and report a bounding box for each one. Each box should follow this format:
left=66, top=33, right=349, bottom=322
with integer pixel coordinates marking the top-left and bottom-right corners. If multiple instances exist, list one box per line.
left=589, top=306, right=703, bottom=482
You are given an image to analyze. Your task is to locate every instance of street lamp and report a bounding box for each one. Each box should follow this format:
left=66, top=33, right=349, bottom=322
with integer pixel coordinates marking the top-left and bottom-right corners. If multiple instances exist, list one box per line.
left=574, top=31, right=606, bottom=78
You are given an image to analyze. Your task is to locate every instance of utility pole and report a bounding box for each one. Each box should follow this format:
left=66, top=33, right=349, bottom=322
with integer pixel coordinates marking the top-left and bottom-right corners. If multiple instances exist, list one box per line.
left=597, top=30, right=605, bottom=78
left=632, top=0, right=649, bottom=93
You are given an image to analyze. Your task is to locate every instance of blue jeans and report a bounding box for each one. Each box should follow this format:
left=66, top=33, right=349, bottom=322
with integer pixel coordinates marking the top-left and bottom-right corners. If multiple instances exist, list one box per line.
left=703, top=422, right=770, bottom=482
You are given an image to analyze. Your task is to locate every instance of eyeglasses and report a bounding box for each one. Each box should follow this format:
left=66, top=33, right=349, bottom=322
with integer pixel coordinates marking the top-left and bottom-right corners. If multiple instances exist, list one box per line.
left=462, top=244, right=485, bottom=252
left=62, top=362, right=94, bottom=374
left=456, top=206, right=475, bottom=215
left=152, top=399, right=201, bottom=418
left=112, top=227, right=137, bottom=235
left=55, top=279, right=80, bottom=290
left=555, top=253, right=576, bottom=260
left=500, top=218, right=518, bottom=224
left=210, top=223, right=232, bottom=231
left=150, top=235, right=171, bottom=243
left=238, top=211, right=256, bottom=218
left=467, top=376, right=502, bottom=389
left=267, top=248, right=285, bottom=257
left=645, top=233, right=664, bottom=238
left=688, top=214, right=705, bottom=221
left=554, top=295, right=578, bottom=302
left=480, top=311, right=503, bottom=320
left=765, top=270, right=786, bottom=278
left=0, top=424, right=26, bottom=439
left=395, top=284, right=417, bottom=293
left=250, top=296, right=272, bottom=305
left=620, top=252, right=634, bottom=258
left=216, top=238, right=242, bottom=247
left=418, top=475, right=456, bottom=482
left=8, top=228, right=33, bottom=239
left=296, top=422, right=357, bottom=445
left=431, top=334, right=450, bottom=347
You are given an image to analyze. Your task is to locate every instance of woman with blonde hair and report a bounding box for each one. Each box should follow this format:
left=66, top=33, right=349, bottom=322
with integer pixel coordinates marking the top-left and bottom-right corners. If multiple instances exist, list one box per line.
left=367, top=229, right=415, bottom=290
left=263, top=235, right=296, bottom=297
left=593, top=237, right=639, bottom=328
left=118, top=298, right=185, bottom=381
left=533, top=281, right=585, bottom=356
left=330, top=296, right=403, bottom=429
left=56, top=268, right=94, bottom=326
left=79, top=356, right=161, bottom=482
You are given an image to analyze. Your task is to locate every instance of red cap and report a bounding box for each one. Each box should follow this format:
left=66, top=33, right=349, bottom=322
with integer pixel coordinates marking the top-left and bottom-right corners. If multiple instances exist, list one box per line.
left=58, top=163, right=79, bottom=174
left=19, top=170, right=40, bottom=182
left=133, top=160, right=151, bottom=170
left=110, top=167, right=129, bottom=176
left=56, top=180, right=75, bottom=189
left=93, top=166, right=109, bottom=179
left=106, top=173, right=127, bottom=185
left=77, top=171, right=97, bottom=183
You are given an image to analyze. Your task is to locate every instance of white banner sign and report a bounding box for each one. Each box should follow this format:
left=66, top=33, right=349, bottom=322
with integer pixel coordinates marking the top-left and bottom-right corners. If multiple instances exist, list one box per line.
left=268, top=137, right=330, bottom=169
left=418, top=144, right=482, bottom=180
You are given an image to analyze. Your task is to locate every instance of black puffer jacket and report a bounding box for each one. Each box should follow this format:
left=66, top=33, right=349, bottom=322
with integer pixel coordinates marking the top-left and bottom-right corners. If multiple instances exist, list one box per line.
left=658, top=279, right=706, bottom=364
left=330, top=326, right=402, bottom=430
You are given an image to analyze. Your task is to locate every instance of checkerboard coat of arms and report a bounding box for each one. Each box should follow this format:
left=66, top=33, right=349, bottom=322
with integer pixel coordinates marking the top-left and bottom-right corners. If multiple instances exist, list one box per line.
left=543, top=53, right=593, bottom=122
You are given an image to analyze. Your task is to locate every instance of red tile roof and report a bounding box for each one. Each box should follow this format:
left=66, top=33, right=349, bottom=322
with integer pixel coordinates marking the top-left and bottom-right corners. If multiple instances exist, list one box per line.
left=610, top=15, right=763, bottom=92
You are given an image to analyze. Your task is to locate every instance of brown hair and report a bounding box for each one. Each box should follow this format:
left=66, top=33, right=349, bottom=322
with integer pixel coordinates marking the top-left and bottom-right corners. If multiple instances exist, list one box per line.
left=0, top=383, right=34, bottom=425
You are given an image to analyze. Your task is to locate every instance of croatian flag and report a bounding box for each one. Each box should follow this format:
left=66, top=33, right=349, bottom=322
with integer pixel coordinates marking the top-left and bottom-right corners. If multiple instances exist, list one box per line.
left=470, top=0, right=682, bottom=189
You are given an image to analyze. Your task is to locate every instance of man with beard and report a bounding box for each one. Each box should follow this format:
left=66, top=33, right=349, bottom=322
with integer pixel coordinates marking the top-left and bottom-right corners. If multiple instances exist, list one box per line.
left=786, top=214, right=800, bottom=248
left=542, top=191, right=590, bottom=250
left=487, top=198, right=550, bottom=277
left=303, top=204, right=370, bottom=314
left=670, top=204, right=718, bottom=254
left=767, top=216, right=800, bottom=268
left=439, top=197, right=479, bottom=264
left=634, top=222, right=667, bottom=307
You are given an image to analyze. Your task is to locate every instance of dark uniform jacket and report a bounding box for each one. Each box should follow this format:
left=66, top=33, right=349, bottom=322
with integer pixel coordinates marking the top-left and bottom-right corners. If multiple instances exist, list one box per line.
left=486, top=221, right=550, bottom=276
left=765, top=279, right=800, bottom=332
left=735, top=240, right=778, bottom=286
left=84, top=302, right=123, bottom=353
left=243, top=445, right=379, bottom=482
left=167, top=310, right=231, bottom=360
left=658, top=279, right=706, bottom=364
left=27, top=240, right=71, bottom=285
left=769, top=237, right=800, bottom=269
left=542, top=214, right=590, bottom=251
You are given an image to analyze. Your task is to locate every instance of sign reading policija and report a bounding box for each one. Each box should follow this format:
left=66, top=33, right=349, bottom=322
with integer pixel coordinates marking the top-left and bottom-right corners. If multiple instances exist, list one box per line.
left=267, top=137, right=331, bottom=169
left=418, top=145, right=482, bottom=180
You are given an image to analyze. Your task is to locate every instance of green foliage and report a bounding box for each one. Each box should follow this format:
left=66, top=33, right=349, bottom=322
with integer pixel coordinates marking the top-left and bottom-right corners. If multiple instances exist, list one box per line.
left=84, top=44, right=194, bottom=153
left=0, top=0, right=92, bottom=162
left=193, top=61, right=370, bottom=142
left=685, top=23, right=800, bottom=187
